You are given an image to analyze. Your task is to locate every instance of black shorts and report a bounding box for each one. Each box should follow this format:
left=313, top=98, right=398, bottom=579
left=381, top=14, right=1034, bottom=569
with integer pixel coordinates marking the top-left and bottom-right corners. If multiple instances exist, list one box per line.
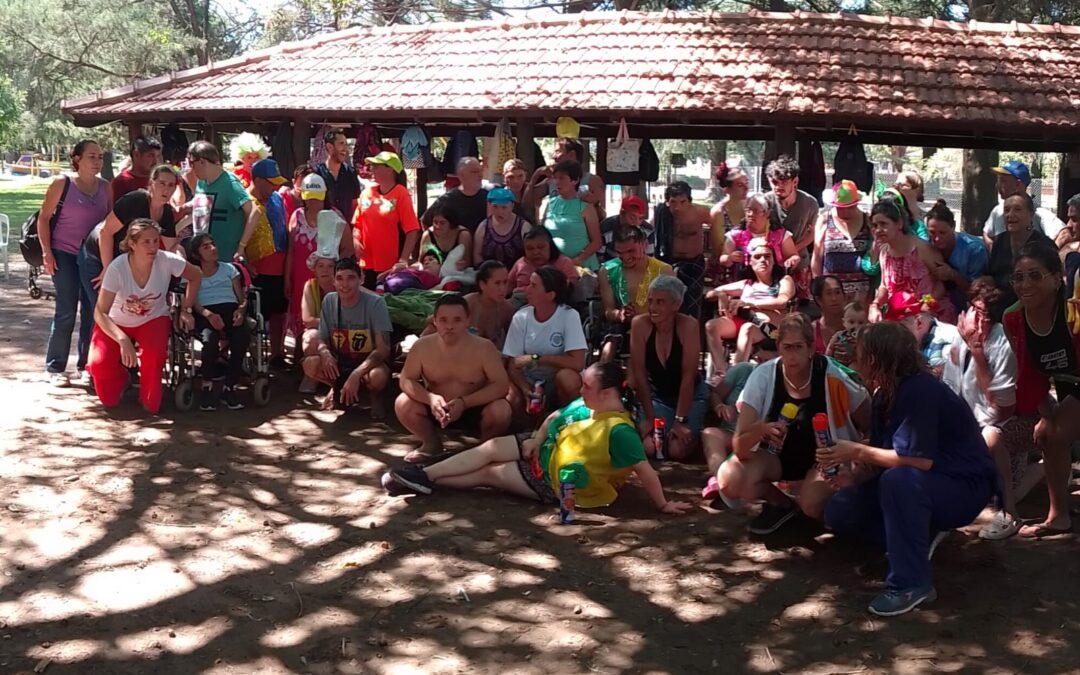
left=254, top=274, right=288, bottom=316
left=779, top=447, right=816, bottom=482
left=513, top=433, right=559, bottom=505
left=425, top=403, right=483, bottom=432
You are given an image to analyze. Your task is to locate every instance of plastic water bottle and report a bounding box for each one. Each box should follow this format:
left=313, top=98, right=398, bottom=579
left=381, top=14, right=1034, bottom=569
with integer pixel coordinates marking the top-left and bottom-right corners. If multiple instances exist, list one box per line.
left=527, top=381, right=545, bottom=416
left=653, top=418, right=668, bottom=461
left=813, top=412, right=838, bottom=477
left=764, top=402, right=799, bottom=455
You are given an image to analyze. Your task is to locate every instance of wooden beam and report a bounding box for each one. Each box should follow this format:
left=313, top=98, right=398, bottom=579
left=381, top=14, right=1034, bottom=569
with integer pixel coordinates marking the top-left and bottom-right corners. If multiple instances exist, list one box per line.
left=415, top=167, right=429, bottom=218
left=515, top=119, right=536, bottom=173
left=774, top=124, right=796, bottom=158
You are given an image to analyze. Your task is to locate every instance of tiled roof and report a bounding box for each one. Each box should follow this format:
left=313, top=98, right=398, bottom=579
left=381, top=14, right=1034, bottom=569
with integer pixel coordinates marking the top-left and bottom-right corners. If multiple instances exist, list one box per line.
left=63, top=10, right=1080, bottom=135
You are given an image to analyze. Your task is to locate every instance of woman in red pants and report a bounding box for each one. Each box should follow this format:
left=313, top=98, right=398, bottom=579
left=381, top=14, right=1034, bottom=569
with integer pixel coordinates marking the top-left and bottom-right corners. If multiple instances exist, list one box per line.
left=87, top=219, right=201, bottom=413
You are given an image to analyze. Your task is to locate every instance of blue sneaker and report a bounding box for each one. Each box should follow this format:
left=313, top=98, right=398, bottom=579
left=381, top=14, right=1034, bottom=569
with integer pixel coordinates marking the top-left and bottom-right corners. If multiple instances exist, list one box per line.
left=868, top=586, right=937, bottom=617
left=390, top=465, right=434, bottom=495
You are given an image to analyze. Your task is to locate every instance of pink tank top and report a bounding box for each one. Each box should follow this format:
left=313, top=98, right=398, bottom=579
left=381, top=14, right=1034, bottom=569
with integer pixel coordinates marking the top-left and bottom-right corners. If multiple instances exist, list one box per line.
left=52, top=177, right=109, bottom=255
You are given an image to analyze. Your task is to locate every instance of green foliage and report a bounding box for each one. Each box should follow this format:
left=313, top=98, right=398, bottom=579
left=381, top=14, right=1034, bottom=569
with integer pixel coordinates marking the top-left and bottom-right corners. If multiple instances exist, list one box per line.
left=0, top=75, right=25, bottom=147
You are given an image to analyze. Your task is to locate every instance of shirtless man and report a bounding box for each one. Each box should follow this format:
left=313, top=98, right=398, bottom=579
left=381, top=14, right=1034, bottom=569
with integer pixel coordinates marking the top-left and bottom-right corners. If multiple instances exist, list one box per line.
left=598, top=225, right=673, bottom=360
left=395, top=294, right=512, bottom=463
left=657, top=181, right=710, bottom=318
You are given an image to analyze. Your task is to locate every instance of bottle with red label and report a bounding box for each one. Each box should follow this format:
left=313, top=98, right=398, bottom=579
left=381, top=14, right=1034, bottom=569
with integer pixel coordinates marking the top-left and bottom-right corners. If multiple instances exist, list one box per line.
left=812, top=412, right=838, bottom=477
left=527, top=381, right=545, bottom=416
left=653, top=418, right=667, bottom=460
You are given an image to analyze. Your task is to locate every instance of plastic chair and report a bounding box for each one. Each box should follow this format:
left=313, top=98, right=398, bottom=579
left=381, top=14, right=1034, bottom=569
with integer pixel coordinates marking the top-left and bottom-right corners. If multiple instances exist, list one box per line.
left=0, top=213, right=9, bottom=281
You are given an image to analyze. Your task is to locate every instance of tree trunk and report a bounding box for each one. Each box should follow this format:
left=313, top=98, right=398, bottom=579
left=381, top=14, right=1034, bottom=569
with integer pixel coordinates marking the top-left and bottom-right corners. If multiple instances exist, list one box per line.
left=708, top=140, right=727, bottom=201
left=961, top=149, right=998, bottom=235
left=922, top=147, right=938, bottom=159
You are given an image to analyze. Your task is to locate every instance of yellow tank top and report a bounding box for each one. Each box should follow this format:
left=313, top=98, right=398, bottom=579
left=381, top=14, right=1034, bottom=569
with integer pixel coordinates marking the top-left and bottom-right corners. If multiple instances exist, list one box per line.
left=547, top=411, right=636, bottom=508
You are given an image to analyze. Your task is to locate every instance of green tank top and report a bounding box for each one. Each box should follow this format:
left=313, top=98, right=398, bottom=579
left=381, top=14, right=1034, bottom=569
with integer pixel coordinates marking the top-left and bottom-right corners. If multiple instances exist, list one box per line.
left=544, top=196, right=597, bottom=271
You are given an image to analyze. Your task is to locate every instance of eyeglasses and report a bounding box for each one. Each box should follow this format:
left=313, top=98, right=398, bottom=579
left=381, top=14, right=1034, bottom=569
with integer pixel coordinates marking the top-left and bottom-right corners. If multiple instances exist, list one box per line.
left=1010, top=270, right=1050, bottom=285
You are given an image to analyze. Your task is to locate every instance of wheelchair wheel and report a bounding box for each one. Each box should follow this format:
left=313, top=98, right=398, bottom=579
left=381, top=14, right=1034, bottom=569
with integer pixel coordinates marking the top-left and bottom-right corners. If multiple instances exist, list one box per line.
left=174, top=379, right=194, bottom=412
left=29, top=286, right=42, bottom=300
left=252, top=376, right=271, bottom=407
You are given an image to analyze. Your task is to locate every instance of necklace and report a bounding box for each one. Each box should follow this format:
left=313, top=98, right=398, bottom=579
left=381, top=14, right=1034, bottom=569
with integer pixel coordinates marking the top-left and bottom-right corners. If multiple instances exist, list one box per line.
left=782, top=363, right=812, bottom=391
left=1025, top=303, right=1057, bottom=338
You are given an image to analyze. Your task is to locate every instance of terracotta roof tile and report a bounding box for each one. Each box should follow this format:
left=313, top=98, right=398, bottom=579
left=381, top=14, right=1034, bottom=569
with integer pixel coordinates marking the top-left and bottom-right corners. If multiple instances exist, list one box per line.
left=62, top=10, right=1080, bottom=134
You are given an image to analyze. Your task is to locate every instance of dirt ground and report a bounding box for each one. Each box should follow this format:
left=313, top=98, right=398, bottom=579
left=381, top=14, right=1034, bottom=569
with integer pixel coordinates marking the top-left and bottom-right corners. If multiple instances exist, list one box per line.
left=1, top=262, right=1079, bottom=675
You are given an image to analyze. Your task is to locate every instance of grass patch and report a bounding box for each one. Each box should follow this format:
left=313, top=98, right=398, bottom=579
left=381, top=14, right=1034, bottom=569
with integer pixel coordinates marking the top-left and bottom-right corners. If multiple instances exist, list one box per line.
left=0, top=179, right=50, bottom=255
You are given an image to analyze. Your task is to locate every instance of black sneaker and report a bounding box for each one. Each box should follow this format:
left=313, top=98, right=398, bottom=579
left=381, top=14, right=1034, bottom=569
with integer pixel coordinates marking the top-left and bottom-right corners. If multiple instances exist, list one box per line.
left=747, top=502, right=798, bottom=535
left=199, top=386, right=219, bottom=411
left=390, top=465, right=434, bottom=495
left=221, top=386, right=245, bottom=410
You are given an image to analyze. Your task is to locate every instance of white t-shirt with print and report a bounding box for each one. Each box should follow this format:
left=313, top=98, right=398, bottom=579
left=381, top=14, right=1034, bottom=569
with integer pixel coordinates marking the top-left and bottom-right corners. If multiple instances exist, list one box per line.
left=102, top=250, right=188, bottom=328
left=503, top=305, right=587, bottom=358
left=983, top=204, right=1065, bottom=241
left=941, top=323, right=1017, bottom=427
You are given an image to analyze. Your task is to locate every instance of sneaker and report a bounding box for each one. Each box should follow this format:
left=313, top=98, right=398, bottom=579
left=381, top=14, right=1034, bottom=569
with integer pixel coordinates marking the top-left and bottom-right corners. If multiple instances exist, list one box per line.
left=381, top=471, right=414, bottom=497
left=221, top=386, right=245, bottom=410
left=199, top=386, right=219, bottom=411
left=49, top=372, right=71, bottom=387
left=298, top=376, right=318, bottom=394
left=701, top=476, right=720, bottom=501
left=868, top=586, right=937, bottom=617
left=747, top=502, right=798, bottom=535
left=928, top=530, right=949, bottom=560
left=389, top=465, right=434, bottom=495
left=979, top=512, right=1022, bottom=541
left=76, top=369, right=93, bottom=387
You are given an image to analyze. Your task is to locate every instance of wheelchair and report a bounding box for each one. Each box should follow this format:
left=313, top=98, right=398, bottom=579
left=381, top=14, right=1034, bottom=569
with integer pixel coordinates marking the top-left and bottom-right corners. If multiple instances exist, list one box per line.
left=166, top=280, right=272, bottom=411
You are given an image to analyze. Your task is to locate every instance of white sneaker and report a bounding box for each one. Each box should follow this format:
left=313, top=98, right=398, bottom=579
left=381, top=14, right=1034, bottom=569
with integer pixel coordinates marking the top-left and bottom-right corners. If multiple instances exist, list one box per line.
left=49, top=372, right=71, bottom=388
left=979, top=512, right=1022, bottom=540
left=76, top=370, right=93, bottom=387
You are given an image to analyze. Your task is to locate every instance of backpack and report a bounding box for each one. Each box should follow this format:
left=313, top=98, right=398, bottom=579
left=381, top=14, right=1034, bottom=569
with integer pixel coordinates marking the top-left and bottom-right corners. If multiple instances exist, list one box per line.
left=19, top=177, right=71, bottom=268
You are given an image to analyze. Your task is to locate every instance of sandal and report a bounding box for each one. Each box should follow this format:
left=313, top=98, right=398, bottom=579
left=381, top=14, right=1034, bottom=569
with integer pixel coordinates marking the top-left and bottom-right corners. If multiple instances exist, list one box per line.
left=701, top=476, right=720, bottom=500
left=404, top=448, right=436, bottom=464
left=1018, top=521, right=1073, bottom=538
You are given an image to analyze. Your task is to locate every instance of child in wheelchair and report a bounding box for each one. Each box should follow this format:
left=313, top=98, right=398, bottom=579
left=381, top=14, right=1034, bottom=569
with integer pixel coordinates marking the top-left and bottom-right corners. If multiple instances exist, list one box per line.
left=186, top=233, right=251, bottom=410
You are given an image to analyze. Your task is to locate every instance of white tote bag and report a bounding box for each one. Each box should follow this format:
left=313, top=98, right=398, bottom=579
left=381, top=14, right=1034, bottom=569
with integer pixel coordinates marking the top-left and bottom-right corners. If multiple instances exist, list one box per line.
left=606, top=118, right=641, bottom=174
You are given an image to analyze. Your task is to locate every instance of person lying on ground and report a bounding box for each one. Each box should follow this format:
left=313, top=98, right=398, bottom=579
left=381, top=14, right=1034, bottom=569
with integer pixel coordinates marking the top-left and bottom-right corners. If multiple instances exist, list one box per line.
left=395, top=293, right=512, bottom=463
left=385, top=361, right=692, bottom=516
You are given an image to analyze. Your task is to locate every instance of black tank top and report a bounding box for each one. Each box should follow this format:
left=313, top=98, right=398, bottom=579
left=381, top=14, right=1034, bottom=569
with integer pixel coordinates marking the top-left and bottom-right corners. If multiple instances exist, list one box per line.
left=1024, top=298, right=1080, bottom=399
left=646, top=325, right=685, bottom=403
left=766, top=354, right=828, bottom=459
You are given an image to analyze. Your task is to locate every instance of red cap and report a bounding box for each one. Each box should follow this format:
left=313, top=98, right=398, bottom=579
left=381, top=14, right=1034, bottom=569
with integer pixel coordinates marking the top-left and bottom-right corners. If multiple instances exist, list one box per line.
left=812, top=413, right=829, bottom=431
left=621, top=195, right=647, bottom=214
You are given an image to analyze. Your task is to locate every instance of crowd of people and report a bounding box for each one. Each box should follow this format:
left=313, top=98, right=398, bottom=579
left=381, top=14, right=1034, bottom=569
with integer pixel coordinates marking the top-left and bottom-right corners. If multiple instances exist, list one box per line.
left=33, top=132, right=1080, bottom=617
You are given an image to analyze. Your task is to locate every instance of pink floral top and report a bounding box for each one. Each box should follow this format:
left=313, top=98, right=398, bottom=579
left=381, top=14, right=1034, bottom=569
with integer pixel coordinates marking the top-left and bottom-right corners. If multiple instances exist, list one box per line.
left=881, top=245, right=956, bottom=323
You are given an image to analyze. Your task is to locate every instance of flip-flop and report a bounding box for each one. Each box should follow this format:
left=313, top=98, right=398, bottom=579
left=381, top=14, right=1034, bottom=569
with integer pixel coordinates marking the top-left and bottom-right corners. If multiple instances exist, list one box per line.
left=701, top=476, right=720, bottom=500
left=1019, top=522, right=1073, bottom=538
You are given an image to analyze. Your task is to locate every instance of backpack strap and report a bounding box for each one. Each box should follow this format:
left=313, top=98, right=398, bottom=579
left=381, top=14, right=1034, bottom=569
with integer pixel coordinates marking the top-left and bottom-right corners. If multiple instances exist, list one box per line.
left=49, top=176, right=72, bottom=229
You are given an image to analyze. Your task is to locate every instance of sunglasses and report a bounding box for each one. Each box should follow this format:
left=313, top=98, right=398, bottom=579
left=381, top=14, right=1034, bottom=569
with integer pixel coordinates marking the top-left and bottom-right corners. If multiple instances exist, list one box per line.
left=1010, top=270, right=1051, bottom=285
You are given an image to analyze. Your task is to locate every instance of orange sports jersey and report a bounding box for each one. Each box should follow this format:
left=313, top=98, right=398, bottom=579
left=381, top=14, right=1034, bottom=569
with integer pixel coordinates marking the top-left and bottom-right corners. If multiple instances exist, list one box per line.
left=352, top=184, right=420, bottom=273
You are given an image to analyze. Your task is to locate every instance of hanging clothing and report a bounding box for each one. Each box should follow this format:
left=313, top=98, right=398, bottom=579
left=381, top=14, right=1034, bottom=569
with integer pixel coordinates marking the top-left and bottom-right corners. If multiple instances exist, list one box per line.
left=833, top=138, right=874, bottom=193
left=798, top=140, right=826, bottom=207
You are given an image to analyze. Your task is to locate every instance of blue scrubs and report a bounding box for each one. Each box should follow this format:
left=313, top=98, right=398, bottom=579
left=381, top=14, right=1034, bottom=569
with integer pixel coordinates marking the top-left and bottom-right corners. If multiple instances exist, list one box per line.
left=945, top=231, right=989, bottom=312
left=825, top=372, right=996, bottom=590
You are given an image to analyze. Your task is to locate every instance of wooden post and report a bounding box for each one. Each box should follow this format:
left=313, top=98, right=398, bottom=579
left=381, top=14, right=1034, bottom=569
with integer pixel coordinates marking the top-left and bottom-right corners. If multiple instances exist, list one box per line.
left=126, top=122, right=141, bottom=147
left=416, top=167, right=429, bottom=217
left=961, top=149, right=998, bottom=235
left=292, top=118, right=313, bottom=168
left=774, top=124, right=796, bottom=159
left=595, top=136, right=608, bottom=180
left=516, top=119, right=536, bottom=173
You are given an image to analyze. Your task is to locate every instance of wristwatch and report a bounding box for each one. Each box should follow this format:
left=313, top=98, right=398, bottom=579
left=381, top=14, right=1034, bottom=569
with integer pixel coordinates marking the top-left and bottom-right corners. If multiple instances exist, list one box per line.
left=674, top=415, right=688, bottom=424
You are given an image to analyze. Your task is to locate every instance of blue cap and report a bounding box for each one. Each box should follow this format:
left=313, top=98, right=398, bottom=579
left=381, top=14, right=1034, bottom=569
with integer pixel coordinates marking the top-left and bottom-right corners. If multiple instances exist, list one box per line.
left=251, top=158, right=286, bottom=185
left=487, top=186, right=515, bottom=204
left=992, top=160, right=1031, bottom=187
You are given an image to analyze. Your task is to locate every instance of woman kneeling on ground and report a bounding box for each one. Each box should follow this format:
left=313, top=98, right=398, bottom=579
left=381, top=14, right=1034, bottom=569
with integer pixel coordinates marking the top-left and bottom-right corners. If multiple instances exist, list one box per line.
left=718, top=313, right=869, bottom=535
left=822, top=322, right=997, bottom=617
left=384, top=361, right=692, bottom=515
left=629, top=275, right=706, bottom=460
left=87, top=219, right=202, bottom=414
